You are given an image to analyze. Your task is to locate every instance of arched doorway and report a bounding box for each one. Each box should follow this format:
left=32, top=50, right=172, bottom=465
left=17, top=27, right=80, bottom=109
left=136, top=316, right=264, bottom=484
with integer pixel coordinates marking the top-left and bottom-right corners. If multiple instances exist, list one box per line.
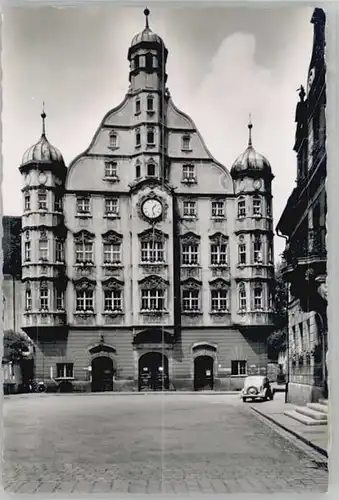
left=194, top=355, right=214, bottom=391
left=91, top=356, right=114, bottom=392
left=138, top=352, right=169, bottom=391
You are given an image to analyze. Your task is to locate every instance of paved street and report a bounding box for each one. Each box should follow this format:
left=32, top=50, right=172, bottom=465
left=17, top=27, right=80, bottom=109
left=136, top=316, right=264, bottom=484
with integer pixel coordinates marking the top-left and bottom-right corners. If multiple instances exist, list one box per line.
left=3, top=393, right=328, bottom=494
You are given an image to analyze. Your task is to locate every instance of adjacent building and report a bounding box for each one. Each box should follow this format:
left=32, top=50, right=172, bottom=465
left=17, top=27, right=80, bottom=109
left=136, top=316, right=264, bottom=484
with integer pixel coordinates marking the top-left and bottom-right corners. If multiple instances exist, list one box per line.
left=18, top=9, right=275, bottom=392
left=276, top=8, right=327, bottom=405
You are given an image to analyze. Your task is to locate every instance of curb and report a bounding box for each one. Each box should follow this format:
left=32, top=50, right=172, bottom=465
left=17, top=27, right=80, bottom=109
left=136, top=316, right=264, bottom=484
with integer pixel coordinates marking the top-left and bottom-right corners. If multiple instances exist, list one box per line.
left=4, top=391, right=240, bottom=398
left=250, top=405, right=328, bottom=458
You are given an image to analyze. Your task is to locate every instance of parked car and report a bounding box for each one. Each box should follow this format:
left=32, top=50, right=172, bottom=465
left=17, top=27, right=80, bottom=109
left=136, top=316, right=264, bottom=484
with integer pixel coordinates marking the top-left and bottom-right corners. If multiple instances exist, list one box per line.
left=241, top=375, right=274, bottom=402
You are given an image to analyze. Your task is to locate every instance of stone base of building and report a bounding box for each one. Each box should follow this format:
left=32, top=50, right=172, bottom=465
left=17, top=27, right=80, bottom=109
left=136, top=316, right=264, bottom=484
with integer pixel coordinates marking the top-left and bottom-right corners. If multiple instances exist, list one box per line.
left=287, top=382, right=326, bottom=406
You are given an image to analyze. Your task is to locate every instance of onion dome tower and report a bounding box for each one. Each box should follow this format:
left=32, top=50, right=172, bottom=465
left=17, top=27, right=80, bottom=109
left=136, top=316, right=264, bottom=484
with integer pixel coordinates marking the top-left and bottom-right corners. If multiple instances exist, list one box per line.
left=127, top=8, right=170, bottom=180
left=231, top=119, right=275, bottom=329
left=19, top=106, right=67, bottom=340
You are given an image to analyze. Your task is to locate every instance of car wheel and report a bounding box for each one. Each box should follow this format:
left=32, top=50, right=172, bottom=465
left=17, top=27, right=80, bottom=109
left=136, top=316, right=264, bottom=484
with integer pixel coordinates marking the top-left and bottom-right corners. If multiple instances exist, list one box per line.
left=242, top=397, right=247, bottom=402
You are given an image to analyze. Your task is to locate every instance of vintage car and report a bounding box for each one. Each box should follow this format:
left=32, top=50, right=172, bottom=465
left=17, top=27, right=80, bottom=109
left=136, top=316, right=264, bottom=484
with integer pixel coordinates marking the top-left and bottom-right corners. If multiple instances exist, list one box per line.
left=241, top=375, right=274, bottom=402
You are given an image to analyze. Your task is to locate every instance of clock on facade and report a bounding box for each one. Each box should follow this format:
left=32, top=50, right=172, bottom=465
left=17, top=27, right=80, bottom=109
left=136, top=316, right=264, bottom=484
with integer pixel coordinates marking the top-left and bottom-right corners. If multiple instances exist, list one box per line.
left=38, top=172, right=47, bottom=185
left=141, top=198, right=163, bottom=220
left=253, top=179, right=262, bottom=190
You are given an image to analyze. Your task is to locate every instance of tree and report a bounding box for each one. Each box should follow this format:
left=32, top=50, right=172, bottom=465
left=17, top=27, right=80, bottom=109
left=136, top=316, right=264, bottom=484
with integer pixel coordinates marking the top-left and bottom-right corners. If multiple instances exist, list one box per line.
left=3, top=330, right=35, bottom=389
left=267, top=262, right=288, bottom=361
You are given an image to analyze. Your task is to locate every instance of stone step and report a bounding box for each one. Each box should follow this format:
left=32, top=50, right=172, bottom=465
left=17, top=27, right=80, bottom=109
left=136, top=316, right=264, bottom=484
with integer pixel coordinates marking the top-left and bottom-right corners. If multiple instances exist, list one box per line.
left=295, top=405, right=327, bottom=421
left=284, top=410, right=327, bottom=426
left=319, top=399, right=328, bottom=406
left=307, top=402, right=328, bottom=414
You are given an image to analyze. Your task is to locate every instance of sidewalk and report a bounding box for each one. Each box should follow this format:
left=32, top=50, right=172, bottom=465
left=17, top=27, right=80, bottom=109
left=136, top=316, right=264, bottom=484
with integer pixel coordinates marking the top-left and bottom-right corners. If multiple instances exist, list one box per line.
left=250, top=392, right=329, bottom=457
left=4, top=390, right=240, bottom=399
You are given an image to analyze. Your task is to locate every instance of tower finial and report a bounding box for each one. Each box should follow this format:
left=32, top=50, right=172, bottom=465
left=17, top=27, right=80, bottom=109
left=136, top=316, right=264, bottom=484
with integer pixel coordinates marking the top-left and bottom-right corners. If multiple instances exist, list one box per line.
left=41, top=101, right=46, bottom=137
left=144, top=7, right=150, bottom=29
left=248, top=113, right=253, bottom=147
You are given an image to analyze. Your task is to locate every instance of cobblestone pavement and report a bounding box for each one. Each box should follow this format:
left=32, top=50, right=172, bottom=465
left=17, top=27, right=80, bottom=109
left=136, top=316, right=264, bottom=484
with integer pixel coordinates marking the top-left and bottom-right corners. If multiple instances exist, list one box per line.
left=3, top=393, right=328, bottom=494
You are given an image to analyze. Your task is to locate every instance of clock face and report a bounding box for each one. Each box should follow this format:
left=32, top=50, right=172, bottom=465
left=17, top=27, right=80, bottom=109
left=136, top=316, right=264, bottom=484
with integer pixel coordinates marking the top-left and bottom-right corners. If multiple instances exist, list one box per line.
left=142, top=198, right=163, bottom=220
left=39, top=172, right=47, bottom=185
left=253, top=179, right=262, bottom=190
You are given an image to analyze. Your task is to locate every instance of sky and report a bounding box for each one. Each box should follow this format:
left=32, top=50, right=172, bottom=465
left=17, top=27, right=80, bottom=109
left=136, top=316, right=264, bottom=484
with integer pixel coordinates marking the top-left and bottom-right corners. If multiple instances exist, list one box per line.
left=1, top=5, right=315, bottom=259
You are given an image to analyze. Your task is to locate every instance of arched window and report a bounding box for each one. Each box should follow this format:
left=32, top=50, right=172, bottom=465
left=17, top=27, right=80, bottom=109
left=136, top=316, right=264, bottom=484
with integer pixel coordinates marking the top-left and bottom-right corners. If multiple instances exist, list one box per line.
left=237, top=197, right=246, bottom=218
left=135, top=128, right=141, bottom=147
left=182, top=134, right=191, bottom=151
left=147, top=127, right=155, bottom=145
left=238, top=283, right=247, bottom=311
left=109, top=131, right=118, bottom=149
left=135, top=98, right=141, bottom=114
left=252, top=195, right=262, bottom=216
left=147, top=94, right=154, bottom=112
left=253, top=282, right=263, bottom=310
left=135, top=161, right=141, bottom=179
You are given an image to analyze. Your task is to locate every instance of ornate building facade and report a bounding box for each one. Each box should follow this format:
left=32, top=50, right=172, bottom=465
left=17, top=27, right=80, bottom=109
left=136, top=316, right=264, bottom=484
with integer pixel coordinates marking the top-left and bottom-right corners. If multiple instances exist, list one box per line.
left=276, top=8, right=327, bottom=405
left=19, top=9, right=275, bottom=392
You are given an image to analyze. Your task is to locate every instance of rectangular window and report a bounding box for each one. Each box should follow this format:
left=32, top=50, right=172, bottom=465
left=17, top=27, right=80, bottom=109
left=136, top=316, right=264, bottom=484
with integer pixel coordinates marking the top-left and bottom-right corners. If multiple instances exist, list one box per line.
left=55, top=241, right=64, bottom=262
left=253, top=238, right=262, bottom=263
left=238, top=244, right=246, bottom=264
left=76, top=290, right=94, bottom=311
left=56, top=363, right=74, bottom=379
left=183, top=200, right=196, bottom=217
left=210, top=243, right=227, bottom=266
left=141, top=289, right=165, bottom=311
left=299, top=322, right=304, bottom=351
left=24, top=192, right=31, bottom=211
left=105, top=197, right=119, bottom=216
left=103, top=243, right=121, bottom=264
left=136, top=129, right=141, bottom=147
left=182, top=243, right=199, bottom=265
left=104, top=290, right=122, bottom=312
left=211, top=290, right=228, bottom=312
left=24, top=241, right=31, bottom=261
left=38, top=191, right=47, bottom=210
left=109, top=132, right=118, bottom=149
left=291, top=325, right=296, bottom=350
left=182, top=135, right=191, bottom=151
left=40, top=287, right=49, bottom=310
left=253, top=197, right=262, bottom=216
left=25, top=289, right=32, bottom=311
left=182, top=164, right=196, bottom=181
left=182, top=290, right=200, bottom=312
left=135, top=99, right=141, bottom=114
left=54, top=195, right=62, bottom=212
left=211, top=200, right=225, bottom=218
left=147, top=95, right=154, bottom=111
left=76, top=197, right=90, bottom=215
left=254, top=286, right=263, bottom=309
left=239, top=286, right=247, bottom=310
left=39, top=239, right=48, bottom=261
left=56, top=290, right=64, bottom=311
left=238, top=199, right=246, bottom=218
left=104, top=161, right=118, bottom=178
left=75, top=241, right=93, bottom=263
left=147, top=163, right=156, bottom=176
left=141, top=241, right=164, bottom=263
left=147, top=128, right=155, bottom=145
left=231, top=360, right=247, bottom=376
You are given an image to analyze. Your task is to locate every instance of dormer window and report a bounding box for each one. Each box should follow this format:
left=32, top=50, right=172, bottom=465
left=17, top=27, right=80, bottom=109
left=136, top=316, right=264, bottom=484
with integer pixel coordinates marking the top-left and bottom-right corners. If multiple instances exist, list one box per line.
left=109, top=131, right=118, bottom=149
left=38, top=190, right=47, bottom=211
left=252, top=195, right=262, bottom=217
left=182, top=134, right=191, bottom=151
left=147, top=127, right=155, bottom=146
left=135, top=128, right=141, bottom=147
left=182, top=164, right=196, bottom=183
left=135, top=161, right=141, bottom=179
left=105, top=161, right=118, bottom=179
left=135, top=98, right=141, bottom=115
left=147, top=94, right=154, bottom=112
left=237, top=197, right=246, bottom=218
left=147, top=161, right=156, bottom=177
